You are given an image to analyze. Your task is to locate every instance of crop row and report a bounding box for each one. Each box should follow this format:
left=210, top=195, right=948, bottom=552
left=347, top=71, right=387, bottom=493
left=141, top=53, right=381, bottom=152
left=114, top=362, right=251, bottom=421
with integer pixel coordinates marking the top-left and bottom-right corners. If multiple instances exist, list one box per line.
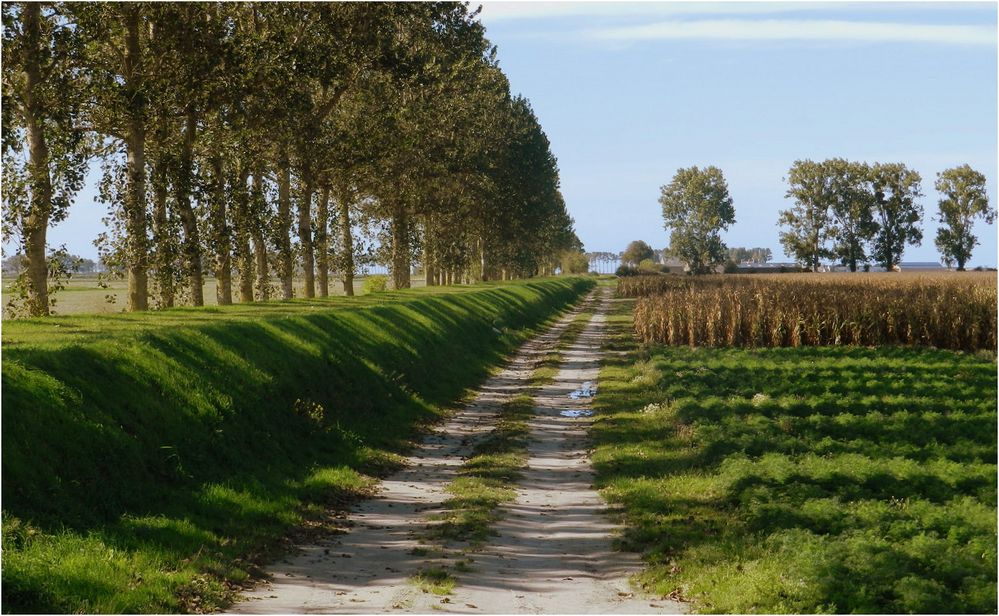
left=625, top=274, right=996, bottom=350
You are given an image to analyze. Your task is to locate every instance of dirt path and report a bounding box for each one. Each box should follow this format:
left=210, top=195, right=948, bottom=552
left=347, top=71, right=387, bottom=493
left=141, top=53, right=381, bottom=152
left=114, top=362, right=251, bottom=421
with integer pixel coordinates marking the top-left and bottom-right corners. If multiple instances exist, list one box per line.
left=229, top=287, right=683, bottom=614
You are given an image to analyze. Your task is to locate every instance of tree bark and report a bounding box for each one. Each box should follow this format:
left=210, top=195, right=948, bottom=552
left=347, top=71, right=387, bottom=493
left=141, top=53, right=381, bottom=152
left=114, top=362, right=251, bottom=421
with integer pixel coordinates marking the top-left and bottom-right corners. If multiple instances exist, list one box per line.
left=176, top=107, right=203, bottom=306
left=235, top=167, right=254, bottom=303
left=210, top=155, right=232, bottom=305
left=151, top=170, right=174, bottom=307
left=479, top=235, right=487, bottom=282
left=391, top=204, right=411, bottom=290
left=21, top=3, right=52, bottom=316
left=251, top=170, right=269, bottom=300
left=276, top=153, right=293, bottom=299
left=298, top=171, right=315, bottom=298
left=422, top=216, right=434, bottom=287
left=337, top=191, right=354, bottom=296
left=123, top=6, right=148, bottom=312
left=315, top=185, right=330, bottom=297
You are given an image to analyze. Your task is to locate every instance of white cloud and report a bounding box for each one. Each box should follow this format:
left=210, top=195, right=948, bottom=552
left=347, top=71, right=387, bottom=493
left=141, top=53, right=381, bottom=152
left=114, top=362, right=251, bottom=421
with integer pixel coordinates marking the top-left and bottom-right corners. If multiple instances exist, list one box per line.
left=477, top=1, right=839, bottom=22
left=587, top=18, right=997, bottom=45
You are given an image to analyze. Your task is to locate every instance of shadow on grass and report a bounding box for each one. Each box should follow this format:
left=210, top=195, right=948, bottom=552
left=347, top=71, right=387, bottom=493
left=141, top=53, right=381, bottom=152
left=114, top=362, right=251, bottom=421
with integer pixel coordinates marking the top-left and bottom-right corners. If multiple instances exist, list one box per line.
left=1, top=278, right=594, bottom=613
left=591, top=295, right=998, bottom=614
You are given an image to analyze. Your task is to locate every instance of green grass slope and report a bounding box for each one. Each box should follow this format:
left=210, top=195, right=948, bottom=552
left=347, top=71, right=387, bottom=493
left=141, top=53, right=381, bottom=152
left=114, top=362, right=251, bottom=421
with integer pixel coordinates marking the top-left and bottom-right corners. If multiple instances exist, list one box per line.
left=2, top=278, right=593, bottom=613
left=594, top=297, right=997, bottom=614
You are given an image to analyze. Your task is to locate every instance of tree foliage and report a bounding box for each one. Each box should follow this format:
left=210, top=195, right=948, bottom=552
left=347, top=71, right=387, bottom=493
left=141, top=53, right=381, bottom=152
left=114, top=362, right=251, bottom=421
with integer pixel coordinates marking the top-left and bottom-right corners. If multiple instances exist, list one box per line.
left=727, top=246, right=773, bottom=264
left=1, top=2, right=580, bottom=314
left=934, top=165, right=994, bottom=271
left=779, top=159, right=837, bottom=272
left=621, top=240, right=654, bottom=266
left=869, top=162, right=923, bottom=271
left=2, top=2, right=89, bottom=315
left=659, top=166, right=735, bottom=275
left=779, top=159, right=925, bottom=271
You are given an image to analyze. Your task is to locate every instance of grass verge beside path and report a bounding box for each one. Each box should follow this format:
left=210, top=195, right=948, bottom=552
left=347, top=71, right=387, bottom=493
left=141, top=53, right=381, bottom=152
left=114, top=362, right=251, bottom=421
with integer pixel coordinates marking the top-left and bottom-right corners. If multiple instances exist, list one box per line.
left=593, top=295, right=997, bottom=614
left=2, top=278, right=594, bottom=613
left=411, top=299, right=597, bottom=592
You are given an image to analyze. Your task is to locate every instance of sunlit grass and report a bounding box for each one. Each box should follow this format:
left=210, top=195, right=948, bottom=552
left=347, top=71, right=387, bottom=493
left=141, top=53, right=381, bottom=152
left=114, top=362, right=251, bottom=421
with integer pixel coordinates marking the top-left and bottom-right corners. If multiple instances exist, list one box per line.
left=1, top=278, right=594, bottom=613
left=411, top=566, right=457, bottom=596
left=593, top=296, right=997, bottom=614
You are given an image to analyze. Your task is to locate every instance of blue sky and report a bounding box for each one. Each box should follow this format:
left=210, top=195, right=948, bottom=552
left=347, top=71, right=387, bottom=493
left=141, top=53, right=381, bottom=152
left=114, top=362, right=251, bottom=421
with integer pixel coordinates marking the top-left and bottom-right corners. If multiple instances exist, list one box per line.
left=25, top=1, right=999, bottom=267
left=478, top=1, right=998, bottom=266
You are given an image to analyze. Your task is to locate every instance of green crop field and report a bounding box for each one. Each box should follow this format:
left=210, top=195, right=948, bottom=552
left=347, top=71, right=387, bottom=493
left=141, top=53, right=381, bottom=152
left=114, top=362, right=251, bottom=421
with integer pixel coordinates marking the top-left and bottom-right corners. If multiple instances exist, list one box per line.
left=1, top=278, right=593, bottom=613
left=593, top=293, right=997, bottom=614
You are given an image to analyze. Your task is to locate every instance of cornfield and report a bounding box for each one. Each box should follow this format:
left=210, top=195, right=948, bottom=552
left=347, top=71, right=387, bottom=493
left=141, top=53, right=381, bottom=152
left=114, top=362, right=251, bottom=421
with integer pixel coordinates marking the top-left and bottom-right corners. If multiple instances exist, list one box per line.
left=626, top=273, right=997, bottom=351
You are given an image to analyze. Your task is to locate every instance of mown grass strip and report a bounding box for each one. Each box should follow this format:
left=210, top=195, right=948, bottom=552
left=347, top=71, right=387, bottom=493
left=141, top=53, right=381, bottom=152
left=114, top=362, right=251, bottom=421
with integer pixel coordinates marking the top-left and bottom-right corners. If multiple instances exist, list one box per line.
left=1, top=278, right=594, bottom=613
left=410, top=299, right=597, bottom=593
left=592, top=294, right=997, bottom=614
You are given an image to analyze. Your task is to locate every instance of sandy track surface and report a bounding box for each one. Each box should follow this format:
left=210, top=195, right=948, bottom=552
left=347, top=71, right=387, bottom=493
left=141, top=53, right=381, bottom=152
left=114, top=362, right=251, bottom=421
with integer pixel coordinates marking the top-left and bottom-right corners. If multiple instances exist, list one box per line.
left=229, top=288, right=684, bottom=614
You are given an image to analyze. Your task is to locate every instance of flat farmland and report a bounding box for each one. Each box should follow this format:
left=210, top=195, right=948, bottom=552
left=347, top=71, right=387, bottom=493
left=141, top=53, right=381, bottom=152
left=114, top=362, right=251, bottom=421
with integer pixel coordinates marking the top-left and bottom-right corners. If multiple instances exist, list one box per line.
left=593, top=275, right=997, bottom=613
left=1, top=274, right=423, bottom=316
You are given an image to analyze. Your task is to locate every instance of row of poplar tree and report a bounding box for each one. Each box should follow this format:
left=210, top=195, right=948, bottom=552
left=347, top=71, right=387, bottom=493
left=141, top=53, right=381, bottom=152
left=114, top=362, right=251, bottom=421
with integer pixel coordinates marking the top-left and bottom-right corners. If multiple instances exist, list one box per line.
left=2, top=2, right=582, bottom=316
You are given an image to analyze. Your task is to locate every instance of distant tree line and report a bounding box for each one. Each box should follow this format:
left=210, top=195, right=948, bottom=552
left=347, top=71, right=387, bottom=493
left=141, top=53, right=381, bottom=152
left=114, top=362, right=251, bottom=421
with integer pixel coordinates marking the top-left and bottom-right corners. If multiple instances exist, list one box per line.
left=2, top=2, right=580, bottom=316
left=2, top=252, right=100, bottom=275
left=779, top=159, right=994, bottom=272
left=649, top=162, right=992, bottom=276
left=727, top=247, right=772, bottom=264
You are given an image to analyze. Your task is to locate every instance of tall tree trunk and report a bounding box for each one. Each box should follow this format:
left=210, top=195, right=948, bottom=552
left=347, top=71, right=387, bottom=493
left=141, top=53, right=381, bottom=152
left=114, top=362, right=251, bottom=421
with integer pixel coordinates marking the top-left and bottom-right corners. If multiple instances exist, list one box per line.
left=391, top=204, right=411, bottom=290
left=123, top=6, right=148, bottom=312
left=337, top=191, right=354, bottom=296
left=276, top=153, right=293, bottom=299
left=21, top=3, right=52, bottom=316
left=210, top=155, right=232, bottom=305
left=151, top=170, right=174, bottom=307
left=423, top=216, right=435, bottom=287
left=251, top=170, right=269, bottom=300
left=235, top=166, right=254, bottom=303
left=315, top=185, right=330, bottom=297
left=479, top=235, right=487, bottom=282
left=298, top=170, right=315, bottom=298
left=176, top=107, right=203, bottom=306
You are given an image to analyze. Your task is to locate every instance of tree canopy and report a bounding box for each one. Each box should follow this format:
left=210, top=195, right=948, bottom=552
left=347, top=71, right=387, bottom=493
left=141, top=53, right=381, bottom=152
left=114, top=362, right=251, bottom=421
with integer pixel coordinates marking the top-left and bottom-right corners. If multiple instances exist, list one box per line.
left=621, top=240, right=654, bottom=266
left=1, top=2, right=580, bottom=314
left=779, top=159, right=931, bottom=271
left=659, top=166, right=735, bottom=275
left=934, top=165, right=994, bottom=271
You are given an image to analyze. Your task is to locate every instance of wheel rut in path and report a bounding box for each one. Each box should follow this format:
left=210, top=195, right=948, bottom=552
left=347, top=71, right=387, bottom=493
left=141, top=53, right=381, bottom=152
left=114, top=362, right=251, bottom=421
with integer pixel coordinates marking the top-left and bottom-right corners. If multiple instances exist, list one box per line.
left=438, top=288, right=683, bottom=614
left=229, top=287, right=684, bottom=614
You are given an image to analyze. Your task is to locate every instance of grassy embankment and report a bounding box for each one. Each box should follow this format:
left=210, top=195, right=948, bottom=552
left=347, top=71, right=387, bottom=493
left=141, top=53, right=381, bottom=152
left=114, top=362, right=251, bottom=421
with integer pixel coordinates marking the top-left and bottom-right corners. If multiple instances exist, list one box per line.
left=593, top=277, right=997, bottom=613
left=2, top=277, right=594, bottom=613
